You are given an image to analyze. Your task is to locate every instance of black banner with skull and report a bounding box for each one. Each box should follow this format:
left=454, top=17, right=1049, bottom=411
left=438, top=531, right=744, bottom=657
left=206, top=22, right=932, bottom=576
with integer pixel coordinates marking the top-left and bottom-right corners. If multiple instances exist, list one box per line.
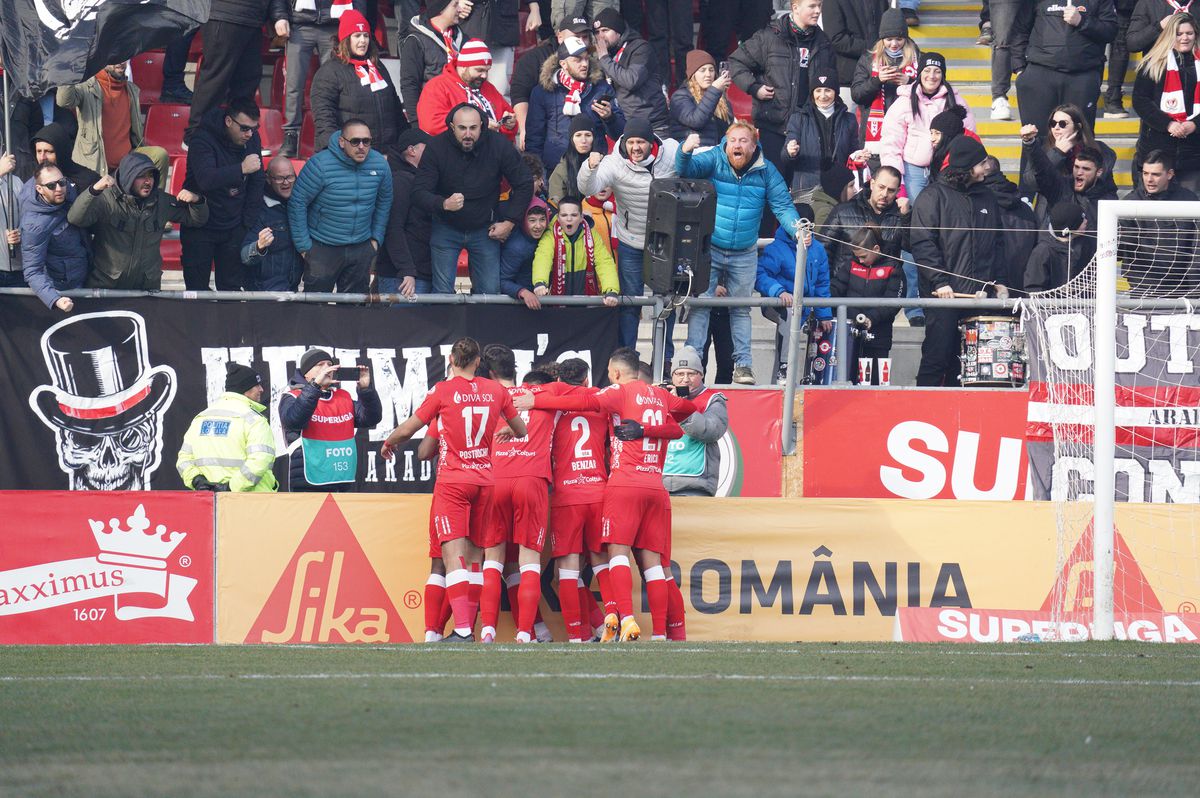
left=0, top=294, right=619, bottom=492
left=0, top=0, right=208, bottom=98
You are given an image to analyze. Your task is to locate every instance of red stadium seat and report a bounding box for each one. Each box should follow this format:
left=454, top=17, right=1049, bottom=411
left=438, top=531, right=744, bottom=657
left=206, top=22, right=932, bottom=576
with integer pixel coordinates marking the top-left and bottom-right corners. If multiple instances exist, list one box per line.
left=169, top=155, right=187, bottom=196
left=143, top=105, right=191, bottom=157
left=130, top=51, right=165, bottom=111
left=257, top=108, right=285, bottom=153
left=299, top=113, right=316, bottom=158
left=375, top=13, right=390, bottom=54
left=290, top=158, right=307, bottom=176
left=727, top=84, right=752, bottom=121
left=457, top=249, right=468, bottom=279
left=161, top=238, right=182, bottom=271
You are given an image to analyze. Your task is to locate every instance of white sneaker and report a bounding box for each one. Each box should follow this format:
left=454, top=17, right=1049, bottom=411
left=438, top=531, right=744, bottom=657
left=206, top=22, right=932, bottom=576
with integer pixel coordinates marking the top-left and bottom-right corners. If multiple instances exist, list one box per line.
left=991, top=97, right=1012, bottom=121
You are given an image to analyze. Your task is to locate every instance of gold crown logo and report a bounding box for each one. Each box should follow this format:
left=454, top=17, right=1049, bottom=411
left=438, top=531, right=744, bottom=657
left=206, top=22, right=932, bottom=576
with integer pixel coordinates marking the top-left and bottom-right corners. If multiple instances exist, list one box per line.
left=90, top=504, right=186, bottom=569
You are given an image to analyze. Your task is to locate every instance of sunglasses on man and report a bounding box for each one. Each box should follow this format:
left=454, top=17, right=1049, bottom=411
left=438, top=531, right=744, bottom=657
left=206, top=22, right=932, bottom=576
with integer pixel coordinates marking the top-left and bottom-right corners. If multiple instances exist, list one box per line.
left=346, top=137, right=373, bottom=148
left=39, top=178, right=68, bottom=190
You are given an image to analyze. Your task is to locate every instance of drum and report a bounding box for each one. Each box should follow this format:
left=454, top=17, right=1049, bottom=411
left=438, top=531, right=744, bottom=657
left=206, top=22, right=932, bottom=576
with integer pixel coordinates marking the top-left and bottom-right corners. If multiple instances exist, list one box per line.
left=959, top=316, right=1026, bottom=387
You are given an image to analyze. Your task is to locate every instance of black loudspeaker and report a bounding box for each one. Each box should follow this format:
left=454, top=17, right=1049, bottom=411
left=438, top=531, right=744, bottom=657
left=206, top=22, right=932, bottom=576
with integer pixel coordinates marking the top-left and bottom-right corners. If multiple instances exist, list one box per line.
left=643, top=178, right=716, bottom=295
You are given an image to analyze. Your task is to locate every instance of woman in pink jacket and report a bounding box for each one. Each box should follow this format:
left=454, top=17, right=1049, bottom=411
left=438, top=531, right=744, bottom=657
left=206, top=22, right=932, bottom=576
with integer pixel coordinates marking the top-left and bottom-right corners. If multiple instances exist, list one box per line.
left=879, top=51, right=975, bottom=201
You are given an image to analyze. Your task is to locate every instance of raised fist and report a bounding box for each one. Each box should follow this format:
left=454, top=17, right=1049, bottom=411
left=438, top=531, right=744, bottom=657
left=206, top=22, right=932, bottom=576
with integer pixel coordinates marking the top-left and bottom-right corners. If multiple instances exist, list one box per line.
left=443, top=192, right=465, bottom=211
left=682, top=133, right=702, bottom=153
left=93, top=174, right=116, bottom=192
left=242, top=154, right=262, bottom=174
left=587, top=152, right=604, bottom=169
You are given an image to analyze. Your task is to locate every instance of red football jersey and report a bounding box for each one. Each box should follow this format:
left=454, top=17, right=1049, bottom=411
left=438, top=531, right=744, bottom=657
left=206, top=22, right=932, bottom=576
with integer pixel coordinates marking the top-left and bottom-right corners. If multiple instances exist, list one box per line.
left=547, top=384, right=610, bottom=506
left=534, top=381, right=693, bottom=491
left=415, top=375, right=517, bottom=485
left=492, top=384, right=555, bottom=481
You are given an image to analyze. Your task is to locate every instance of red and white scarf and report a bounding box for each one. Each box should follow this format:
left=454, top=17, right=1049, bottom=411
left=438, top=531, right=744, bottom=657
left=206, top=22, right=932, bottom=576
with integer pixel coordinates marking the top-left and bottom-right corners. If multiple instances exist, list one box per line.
left=350, top=57, right=387, bottom=92
left=865, top=61, right=917, bottom=144
left=559, top=69, right=585, bottom=116
left=461, top=81, right=497, bottom=122
left=1168, top=0, right=1192, bottom=12
left=551, top=221, right=598, bottom=296
left=1161, top=48, right=1200, bottom=121
left=613, top=43, right=628, bottom=64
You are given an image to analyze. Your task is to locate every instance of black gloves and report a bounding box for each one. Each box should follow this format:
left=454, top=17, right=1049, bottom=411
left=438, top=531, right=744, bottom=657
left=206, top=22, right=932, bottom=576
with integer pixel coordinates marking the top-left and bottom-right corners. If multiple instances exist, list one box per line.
left=614, top=419, right=645, bottom=441
left=192, top=475, right=230, bottom=492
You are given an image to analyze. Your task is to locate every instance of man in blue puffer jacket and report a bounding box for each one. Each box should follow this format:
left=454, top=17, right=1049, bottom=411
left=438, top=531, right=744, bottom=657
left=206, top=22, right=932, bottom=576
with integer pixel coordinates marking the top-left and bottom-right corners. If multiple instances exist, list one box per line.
left=289, top=118, right=393, bottom=293
left=20, top=163, right=91, bottom=311
left=677, top=122, right=800, bottom=385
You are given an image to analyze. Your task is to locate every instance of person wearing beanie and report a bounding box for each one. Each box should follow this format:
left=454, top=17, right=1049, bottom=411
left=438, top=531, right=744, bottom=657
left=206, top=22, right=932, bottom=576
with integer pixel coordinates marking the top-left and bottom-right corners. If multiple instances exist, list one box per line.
left=416, top=39, right=519, bottom=140
left=670, top=50, right=734, bottom=146
left=378, top=128, right=435, bottom=298
left=1011, top=0, right=1117, bottom=130
left=510, top=15, right=597, bottom=150
left=756, top=200, right=834, bottom=383
left=823, top=0, right=890, bottom=88
left=594, top=5, right=671, bottom=135
left=549, top=113, right=605, bottom=203
left=183, top=1, right=290, bottom=139
left=664, top=345, right=730, bottom=497
left=783, top=61, right=860, bottom=217
left=400, top=0, right=471, bottom=125
left=728, top=0, right=838, bottom=185
left=578, top=117, right=680, bottom=348
left=177, top=363, right=277, bottom=493
left=309, top=8, right=410, bottom=152
left=526, top=32, right=625, bottom=173
left=501, top=195, right=554, bottom=306
left=280, top=348, right=383, bottom=492
left=1025, top=200, right=1089, bottom=292
left=851, top=9, right=919, bottom=151
left=927, top=104, right=977, bottom=179
left=910, top=132, right=1007, bottom=387
left=280, top=0, right=373, bottom=157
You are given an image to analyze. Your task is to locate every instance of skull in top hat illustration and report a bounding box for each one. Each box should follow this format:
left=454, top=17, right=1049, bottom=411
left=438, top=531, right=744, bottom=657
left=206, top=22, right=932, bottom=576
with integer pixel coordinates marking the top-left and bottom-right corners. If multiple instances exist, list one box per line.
left=29, top=311, right=176, bottom=490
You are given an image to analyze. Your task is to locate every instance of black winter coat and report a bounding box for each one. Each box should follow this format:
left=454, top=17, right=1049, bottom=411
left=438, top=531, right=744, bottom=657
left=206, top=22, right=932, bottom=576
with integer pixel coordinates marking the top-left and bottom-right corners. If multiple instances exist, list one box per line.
left=730, top=18, right=837, bottom=133
left=823, top=0, right=888, bottom=86
left=460, top=0, right=521, bottom=48
left=399, top=15, right=465, bottom=121
left=378, top=147, right=432, bottom=283
left=982, top=170, right=1039, bottom=294
left=910, top=177, right=1006, bottom=297
left=1023, top=141, right=1117, bottom=270
left=285, top=0, right=366, bottom=26
left=211, top=0, right=284, bottom=27
left=1012, top=0, right=1118, bottom=74
left=511, top=41, right=556, bottom=107
left=1025, top=228, right=1089, bottom=292
left=1019, top=138, right=1118, bottom=205
left=598, top=30, right=669, bottom=134
left=669, top=84, right=732, bottom=146
left=783, top=99, right=859, bottom=195
left=240, top=192, right=301, bottom=291
left=1117, top=182, right=1200, bottom=296
left=824, top=189, right=910, bottom=320
left=309, top=57, right=409, bottom=151
left=183, top=107, right=266, bottom=231
left=1127, top=0, right=1194, bottom=53
left=850, top=48, right=920, bottom=147
left=280, top=375, right=383, bottom=491
left=1132, top=56, right=1200, bottom=163
left=413, top=128, right=534, bottom=232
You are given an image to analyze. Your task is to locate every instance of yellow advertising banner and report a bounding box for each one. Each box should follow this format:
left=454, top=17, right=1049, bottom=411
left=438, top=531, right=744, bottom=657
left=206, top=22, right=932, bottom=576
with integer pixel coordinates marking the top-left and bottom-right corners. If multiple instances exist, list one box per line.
left=215, top=494, right=1200, bottom=643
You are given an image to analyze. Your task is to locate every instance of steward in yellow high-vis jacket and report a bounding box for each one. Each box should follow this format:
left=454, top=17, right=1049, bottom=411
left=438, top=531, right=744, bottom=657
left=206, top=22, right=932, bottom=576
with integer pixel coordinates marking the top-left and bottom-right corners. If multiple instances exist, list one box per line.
left=177, top=363, right=278, bottom=492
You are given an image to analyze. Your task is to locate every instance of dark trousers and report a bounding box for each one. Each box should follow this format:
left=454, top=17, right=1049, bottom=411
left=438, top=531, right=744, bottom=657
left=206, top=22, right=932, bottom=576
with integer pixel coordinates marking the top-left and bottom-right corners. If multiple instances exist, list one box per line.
left=702, top=307, right=734, bottom=384
left=162, top=30, right=197, bottom=93
left=186, top=20, right=263, bottom=137
left=701, top=0, right=772, bottom=61
left=916, top=308, right=965, bottom=387
left=0, top=270, right=26, bottom=288
left=181, top=225, right=245, bottom=291
left=1105, top=11, right=1133, bottom=106
left=645, top=0, right=695, bottom=89
left=304, top=239, right=374, bottom=293
left=757, top=127, right=791, bottom=237
left=1016, top=63, right=1102, bottom=129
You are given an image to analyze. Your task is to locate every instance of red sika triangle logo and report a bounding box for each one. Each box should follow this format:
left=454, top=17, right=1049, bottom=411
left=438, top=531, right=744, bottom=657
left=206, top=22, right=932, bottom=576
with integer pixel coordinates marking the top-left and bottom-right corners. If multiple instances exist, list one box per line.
left=246, top=495, right=412, bottom=643
left=1039, top=519, right=1162, bottom=614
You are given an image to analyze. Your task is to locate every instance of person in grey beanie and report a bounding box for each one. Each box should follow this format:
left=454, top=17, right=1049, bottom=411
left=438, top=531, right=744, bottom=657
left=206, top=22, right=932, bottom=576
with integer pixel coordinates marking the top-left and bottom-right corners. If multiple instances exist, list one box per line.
left=663, top=346, right=729, bottom=497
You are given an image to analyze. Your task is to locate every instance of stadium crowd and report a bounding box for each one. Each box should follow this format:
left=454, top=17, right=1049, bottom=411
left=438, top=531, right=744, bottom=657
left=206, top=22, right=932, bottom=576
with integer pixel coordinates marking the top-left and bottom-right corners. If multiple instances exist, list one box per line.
left=1, top=0, right=1196, bottom=385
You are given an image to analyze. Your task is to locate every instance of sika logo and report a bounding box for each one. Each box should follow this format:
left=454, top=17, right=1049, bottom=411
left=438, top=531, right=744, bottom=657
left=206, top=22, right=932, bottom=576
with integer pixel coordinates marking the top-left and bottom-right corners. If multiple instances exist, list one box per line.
left=0, top=503, right=198, bottom=621
left=247, top=496, right=411, bottom=643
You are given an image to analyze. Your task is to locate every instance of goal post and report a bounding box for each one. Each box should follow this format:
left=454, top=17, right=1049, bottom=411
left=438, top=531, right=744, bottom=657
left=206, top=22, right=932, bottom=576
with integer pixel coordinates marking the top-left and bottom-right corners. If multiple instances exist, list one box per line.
left=1094, top=199, right=1199, bottom=641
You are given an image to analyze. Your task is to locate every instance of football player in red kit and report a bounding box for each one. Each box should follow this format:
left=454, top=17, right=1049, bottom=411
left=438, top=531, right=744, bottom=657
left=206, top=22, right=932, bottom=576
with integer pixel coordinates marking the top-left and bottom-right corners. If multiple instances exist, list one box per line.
left=544, top=357, right=614, bottom=642
left=382, top=338, right=526, bottom=643
left=478, top=344, right=556, bottom=643
left=515, top=347, right=696, bottom=642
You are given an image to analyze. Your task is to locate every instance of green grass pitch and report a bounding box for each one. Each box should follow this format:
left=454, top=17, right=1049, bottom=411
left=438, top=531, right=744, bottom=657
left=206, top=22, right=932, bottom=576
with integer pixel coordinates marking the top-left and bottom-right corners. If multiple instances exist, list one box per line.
left=2, top=642, right=1199, bottom=797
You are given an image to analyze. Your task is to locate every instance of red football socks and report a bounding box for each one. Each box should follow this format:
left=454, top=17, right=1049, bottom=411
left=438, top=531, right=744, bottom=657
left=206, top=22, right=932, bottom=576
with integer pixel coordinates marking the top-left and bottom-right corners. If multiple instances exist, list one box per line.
left=517, top=565, right=541, bottom=635
left=558, top=569, right=584, bottom=641
left=608, top=555, right=635, bottom=619
left=666, top=577, right=687, bottom=640
left=644, top=565, right=668, bottom=637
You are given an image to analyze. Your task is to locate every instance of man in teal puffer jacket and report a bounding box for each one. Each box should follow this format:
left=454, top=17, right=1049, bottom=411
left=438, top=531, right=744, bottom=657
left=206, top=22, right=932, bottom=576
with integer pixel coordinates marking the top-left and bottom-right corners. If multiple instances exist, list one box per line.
left=677, top=122, right=800, bottom=385
left=289, top=118, right=393, bottom=293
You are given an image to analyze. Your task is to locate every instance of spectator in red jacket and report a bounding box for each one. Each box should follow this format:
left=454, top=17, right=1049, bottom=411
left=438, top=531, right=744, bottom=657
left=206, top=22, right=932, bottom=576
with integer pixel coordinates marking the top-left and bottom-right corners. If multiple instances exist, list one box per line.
left=416, top=39, right=519, bottom=140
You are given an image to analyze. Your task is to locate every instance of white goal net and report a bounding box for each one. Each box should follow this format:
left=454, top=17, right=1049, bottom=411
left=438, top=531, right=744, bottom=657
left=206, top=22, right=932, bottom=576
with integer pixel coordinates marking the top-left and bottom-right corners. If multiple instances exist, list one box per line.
left=1022, top=200, right=1200, bottom=641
